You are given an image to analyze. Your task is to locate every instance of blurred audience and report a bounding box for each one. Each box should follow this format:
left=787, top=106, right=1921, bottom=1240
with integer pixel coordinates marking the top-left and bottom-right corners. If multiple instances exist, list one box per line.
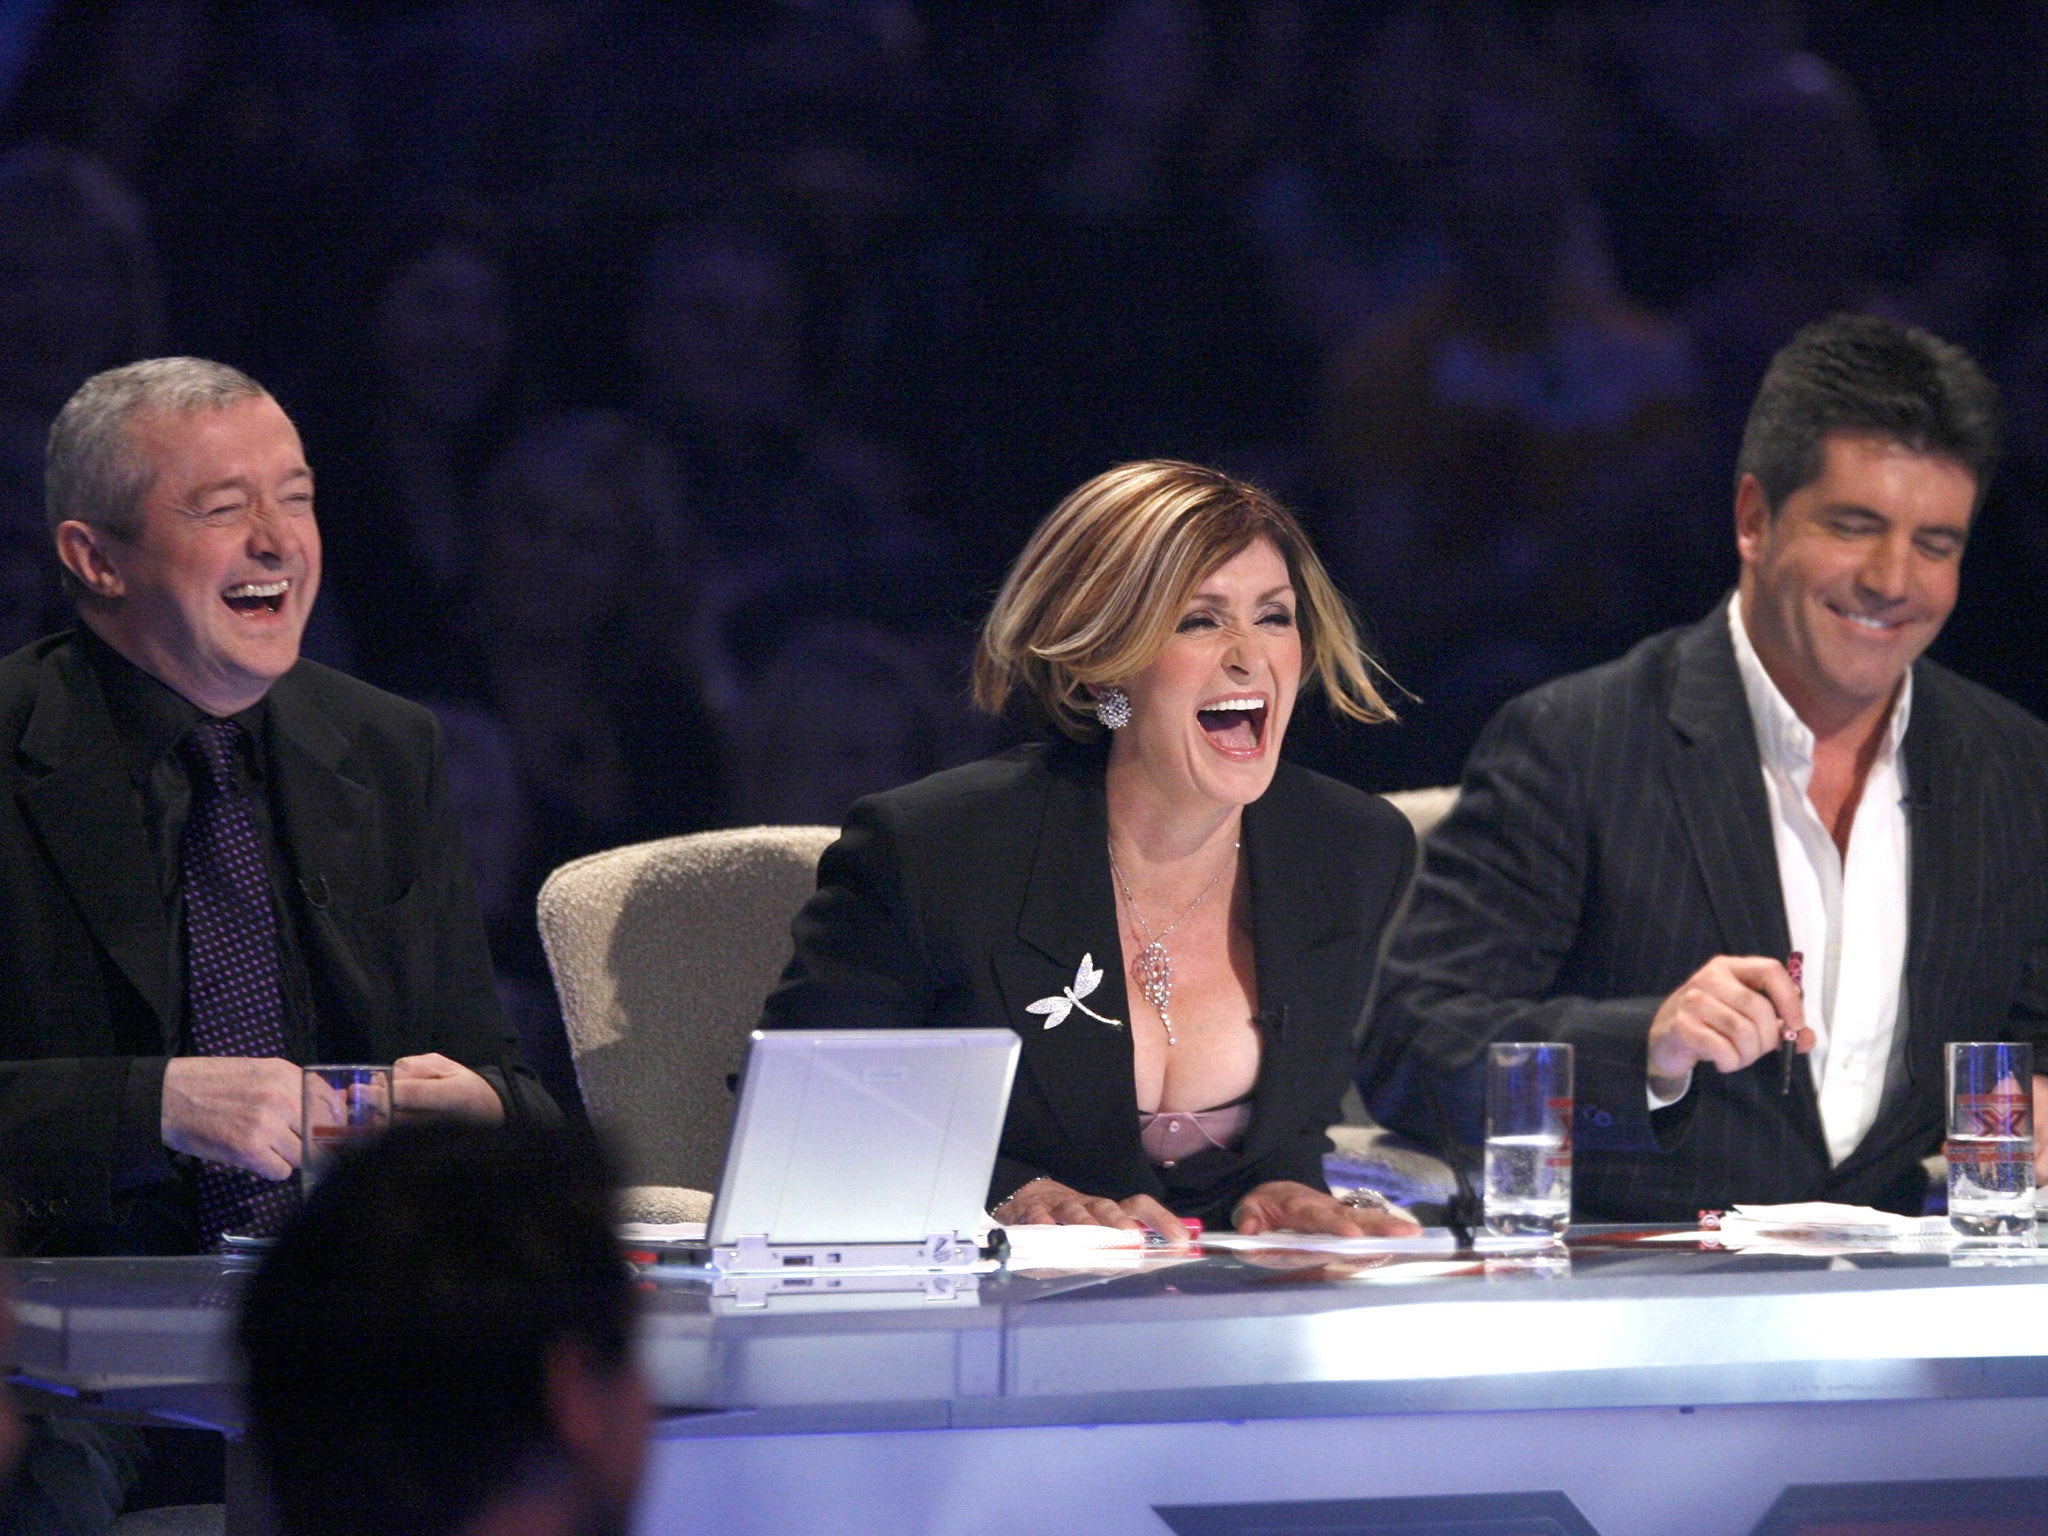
left=1579, top=0, right=1801, bottom=312
left=3, top=1, right=364, bottom=382
left=942, top=0, right=1310, bottom=557
left=1320, top=81, right=1701, bottom=783
left=424, top=698, right=584, bottom=1126
left=317, top=217, right=519, bottom=694
left=1683, top=53, right=1904, bottom=487
left=0, top=141, right=159, bottom=675
left=627, top=217, right=952, bottom=703
left=0, top=142, right=157, bottom=545
left=0, top=1, right=2036, bottom=967
left=726, top=618, right=959, bottom=827
left=468, top=411, right=722, bottom=904
left=1245, top=4, right=1455, bottom=357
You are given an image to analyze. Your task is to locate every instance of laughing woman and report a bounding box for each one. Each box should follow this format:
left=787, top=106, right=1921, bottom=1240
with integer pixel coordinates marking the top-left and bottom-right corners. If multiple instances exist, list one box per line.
left=759, top=461, right=1418, bottom=1237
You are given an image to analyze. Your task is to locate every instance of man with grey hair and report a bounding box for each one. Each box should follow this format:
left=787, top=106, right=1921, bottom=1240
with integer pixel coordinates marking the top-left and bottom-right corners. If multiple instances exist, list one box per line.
left=1, top=359, right=556, bottom=1531
left=0, top=358, right=554, bottom=1262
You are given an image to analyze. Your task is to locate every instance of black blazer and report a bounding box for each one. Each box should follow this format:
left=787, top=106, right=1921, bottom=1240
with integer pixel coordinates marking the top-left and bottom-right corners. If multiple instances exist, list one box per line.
left=0, top=631, right=554, bottom=1246
left=760, top=739, right=1416, bottom=1224
left=1364, top=608, right=2048, bottom=1221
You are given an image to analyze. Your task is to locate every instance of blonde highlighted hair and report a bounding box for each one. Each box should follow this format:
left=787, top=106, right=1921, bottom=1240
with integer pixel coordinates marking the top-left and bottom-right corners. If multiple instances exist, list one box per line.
left=974, top=460, right=1393, bottom=739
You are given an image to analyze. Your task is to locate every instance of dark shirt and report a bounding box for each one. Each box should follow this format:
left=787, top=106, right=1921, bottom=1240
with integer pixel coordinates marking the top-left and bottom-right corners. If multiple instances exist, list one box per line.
left=77, top=627, right=323, bottom=1222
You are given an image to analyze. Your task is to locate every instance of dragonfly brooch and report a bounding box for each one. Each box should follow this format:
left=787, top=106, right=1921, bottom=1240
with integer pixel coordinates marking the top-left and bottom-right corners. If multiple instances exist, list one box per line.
left=1024, top=953, right=1124, bottom=1030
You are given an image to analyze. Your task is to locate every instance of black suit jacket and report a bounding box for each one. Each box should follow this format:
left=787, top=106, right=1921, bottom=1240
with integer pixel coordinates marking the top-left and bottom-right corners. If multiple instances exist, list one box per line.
left=0, top=630, right=555, bottom=1249
left=1364, top=608, right=2048, bottom=1221
left=760, top=739, right=1416, bottom=1224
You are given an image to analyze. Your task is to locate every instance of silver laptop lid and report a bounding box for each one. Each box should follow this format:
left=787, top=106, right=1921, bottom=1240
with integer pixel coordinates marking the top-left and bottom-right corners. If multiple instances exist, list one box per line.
left=707, top=1028, right=1020, bottom=1246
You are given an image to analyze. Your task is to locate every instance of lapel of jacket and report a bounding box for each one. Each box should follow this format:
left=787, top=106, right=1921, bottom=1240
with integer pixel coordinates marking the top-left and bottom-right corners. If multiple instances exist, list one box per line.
left=1239, top=772, right=1341, bottom=1166
left=1896, top=665, right=1982, bottom=1096
left=16, top=643, right=179, bottom=1044
left=264, top=671, right=382, bottom=1034
left=989, top=746, right=1150, bottom=1184
left=1663, top=611, right=1825, bottom=1150
left=1663, top=613, right=1790, bottom=958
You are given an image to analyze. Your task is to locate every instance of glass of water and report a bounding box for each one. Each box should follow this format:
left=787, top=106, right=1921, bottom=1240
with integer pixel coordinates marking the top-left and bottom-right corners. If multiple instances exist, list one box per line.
left=303, top=1065, right=393, bottom=1195
left=1946, top=1042, right=2035, bottom=1239
left=1485, top=1042, right=1573, bottom=1239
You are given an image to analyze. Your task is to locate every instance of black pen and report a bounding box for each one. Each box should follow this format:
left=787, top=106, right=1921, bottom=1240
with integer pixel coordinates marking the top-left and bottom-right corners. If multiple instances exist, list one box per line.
left=1780, top=950, right=1803, bottom=1095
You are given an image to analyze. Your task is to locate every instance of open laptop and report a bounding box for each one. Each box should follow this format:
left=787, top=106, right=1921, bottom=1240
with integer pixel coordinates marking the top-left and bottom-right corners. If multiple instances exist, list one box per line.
left=663, top=1027, right=1019, bottom=1281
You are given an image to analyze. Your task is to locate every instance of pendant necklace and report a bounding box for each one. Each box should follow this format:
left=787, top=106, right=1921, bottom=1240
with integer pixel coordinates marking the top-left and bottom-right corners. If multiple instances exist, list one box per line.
left=1106, top=838, right=1239, bottom=1046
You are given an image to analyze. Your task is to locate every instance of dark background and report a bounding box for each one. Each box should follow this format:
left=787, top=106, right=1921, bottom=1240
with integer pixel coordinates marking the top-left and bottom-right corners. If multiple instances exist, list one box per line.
left=2, top=1, right=2042, bottom=1113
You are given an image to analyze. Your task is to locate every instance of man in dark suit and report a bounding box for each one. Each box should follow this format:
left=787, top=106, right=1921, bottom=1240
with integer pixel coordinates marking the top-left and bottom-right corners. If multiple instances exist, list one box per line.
left=0, top=357, right=553, bottom=1261
left=1365, top=314, right=2048, bottom=1223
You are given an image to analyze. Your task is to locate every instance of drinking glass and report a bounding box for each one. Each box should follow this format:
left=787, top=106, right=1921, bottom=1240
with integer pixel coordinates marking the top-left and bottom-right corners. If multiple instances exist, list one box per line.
left=1946, top=1042, right=2035, bottom=1239
left=303, top=1064, right=393, bottom=1195
left=1484, top=1042, right=1573, bottom=1239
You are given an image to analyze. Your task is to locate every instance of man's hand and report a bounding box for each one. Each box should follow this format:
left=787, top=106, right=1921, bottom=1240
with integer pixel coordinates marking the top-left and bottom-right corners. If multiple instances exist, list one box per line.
left=393, top=1054, right=505, bottom=1124
left=1232, top=1180, right=1420, bottom=1238
left=161, top=1057, right=304, bottom=1180
left=992, top=1178, right=1189, bottom=1241
left=1646, top=955, right=1814, bottom=1099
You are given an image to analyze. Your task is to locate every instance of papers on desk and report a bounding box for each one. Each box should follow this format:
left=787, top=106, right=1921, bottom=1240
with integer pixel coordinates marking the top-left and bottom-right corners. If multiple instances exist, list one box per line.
left=1197, top=1230, right=1456, bottom=1257
left=998, top=1223, right=1146, bottom=1261
left=997, top=1223, right=1207, bottom=1273
left=1633, top=1202, right=2038, bottom=1256
left=1198, top=1230, right=1562, bottom=1256
left=1712, top=1212, right=1949, bottom=1253
left=997, top=1225, right=1561, bottom=1268
left=1724, top=1203, right=1951, bottom=1245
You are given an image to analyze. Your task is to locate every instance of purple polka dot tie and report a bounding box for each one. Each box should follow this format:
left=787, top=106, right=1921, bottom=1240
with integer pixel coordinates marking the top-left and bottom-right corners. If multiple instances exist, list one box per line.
left=181, top=719, right=298, bottom=1248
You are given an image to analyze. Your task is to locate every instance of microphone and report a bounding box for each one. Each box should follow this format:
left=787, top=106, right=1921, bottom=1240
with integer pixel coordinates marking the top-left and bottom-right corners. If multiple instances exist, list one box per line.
left=1421, top=1069, right=1484, bottom=1247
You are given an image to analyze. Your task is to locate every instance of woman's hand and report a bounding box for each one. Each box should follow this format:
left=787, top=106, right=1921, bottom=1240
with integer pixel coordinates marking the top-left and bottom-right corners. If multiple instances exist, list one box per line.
left=1232, top=1180, right=1419, bottom=1237
left=993, top=1178, right=1191, bottom=1242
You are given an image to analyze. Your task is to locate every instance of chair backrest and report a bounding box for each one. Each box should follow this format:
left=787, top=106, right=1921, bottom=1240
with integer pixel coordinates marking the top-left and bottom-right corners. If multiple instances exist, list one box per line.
left=1365, top=786, right=1461, bottom=1006
left=537, top=825, right=837, bottom=1189
left=1382, top=785, right=1458, bottom=846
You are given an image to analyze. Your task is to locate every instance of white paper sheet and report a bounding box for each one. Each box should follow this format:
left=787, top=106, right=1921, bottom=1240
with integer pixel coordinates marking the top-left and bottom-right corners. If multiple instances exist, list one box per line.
left=1193, top=1230, right=1464, bottom=1256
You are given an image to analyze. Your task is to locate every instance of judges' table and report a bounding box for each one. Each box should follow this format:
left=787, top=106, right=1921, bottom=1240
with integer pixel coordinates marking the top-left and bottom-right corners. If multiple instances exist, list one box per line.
left=11, top=1233, right=2048, bottom=1536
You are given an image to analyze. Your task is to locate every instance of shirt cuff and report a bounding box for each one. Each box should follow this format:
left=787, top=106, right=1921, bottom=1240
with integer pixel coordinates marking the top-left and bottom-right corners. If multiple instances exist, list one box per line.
left=1646, top=1068, right=1695, bottom=1112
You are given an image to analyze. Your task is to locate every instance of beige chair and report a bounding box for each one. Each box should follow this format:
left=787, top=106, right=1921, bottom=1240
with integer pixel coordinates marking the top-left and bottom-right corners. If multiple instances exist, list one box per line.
left=539, top=792, right=1462, bottom=1224
left=1383, top=784, right=1458, bottom=845
left=1329, top=785, right=1462, bottom=1206
left=538, top=825, right=838, bottom=1223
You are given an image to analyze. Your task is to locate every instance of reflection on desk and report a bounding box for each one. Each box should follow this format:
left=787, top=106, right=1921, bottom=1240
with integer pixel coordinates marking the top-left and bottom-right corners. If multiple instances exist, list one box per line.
left=14, top=1227, right=2048, bottom=1428
left=16, top=1231, right=2048, bottom=1536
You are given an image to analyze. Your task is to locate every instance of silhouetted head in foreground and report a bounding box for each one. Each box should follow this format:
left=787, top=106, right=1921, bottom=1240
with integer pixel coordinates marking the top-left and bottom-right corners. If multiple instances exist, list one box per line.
left=238, top=1122, right=647, bottom=1536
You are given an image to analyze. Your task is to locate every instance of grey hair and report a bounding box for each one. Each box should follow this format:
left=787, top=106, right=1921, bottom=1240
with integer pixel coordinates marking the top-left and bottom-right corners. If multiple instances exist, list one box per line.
left=45, top=357, right=270, bottom=543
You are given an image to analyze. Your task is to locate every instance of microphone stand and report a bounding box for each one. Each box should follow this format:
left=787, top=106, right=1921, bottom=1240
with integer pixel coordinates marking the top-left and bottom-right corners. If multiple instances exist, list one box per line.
left=1423, top=1070, right=1484, bottom=1249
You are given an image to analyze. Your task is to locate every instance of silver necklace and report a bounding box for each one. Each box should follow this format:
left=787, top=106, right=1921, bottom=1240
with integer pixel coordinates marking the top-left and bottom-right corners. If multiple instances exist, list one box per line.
left=1106, top=838, right=1239, bottom=1046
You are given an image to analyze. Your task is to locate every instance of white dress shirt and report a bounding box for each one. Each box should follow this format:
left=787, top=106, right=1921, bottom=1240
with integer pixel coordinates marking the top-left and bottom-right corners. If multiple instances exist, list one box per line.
left=1725, top=595, right=1912, bottom=1165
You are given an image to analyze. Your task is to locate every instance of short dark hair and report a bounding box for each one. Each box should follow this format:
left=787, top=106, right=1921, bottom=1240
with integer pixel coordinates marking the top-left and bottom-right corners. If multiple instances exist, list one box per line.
left=237, top=1122, right=632, bottom=1536
left=1736, top=313, right=2002, bottom=512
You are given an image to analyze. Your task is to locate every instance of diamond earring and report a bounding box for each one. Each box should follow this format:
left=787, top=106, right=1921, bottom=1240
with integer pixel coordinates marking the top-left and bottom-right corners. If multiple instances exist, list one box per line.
left=1093, top=686, right=1132, bottom=730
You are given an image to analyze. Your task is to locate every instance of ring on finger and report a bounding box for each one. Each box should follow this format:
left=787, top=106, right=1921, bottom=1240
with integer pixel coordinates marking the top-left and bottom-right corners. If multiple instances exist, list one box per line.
left=1337, top=1187, right=1395, bottom=1214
